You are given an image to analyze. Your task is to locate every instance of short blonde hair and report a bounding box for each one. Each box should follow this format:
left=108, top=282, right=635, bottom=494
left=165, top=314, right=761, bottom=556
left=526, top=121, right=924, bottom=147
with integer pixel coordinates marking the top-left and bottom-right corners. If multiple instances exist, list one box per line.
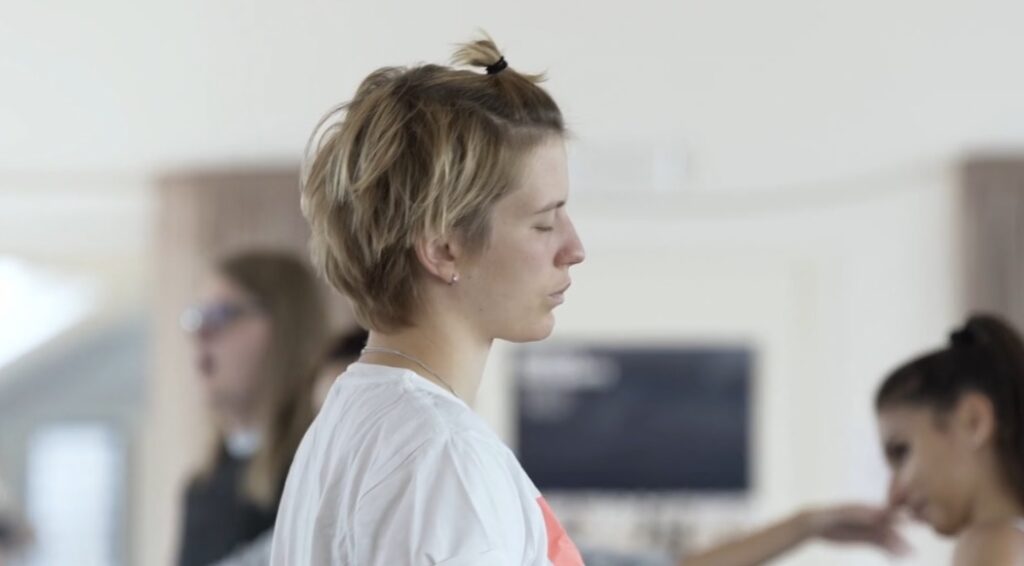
left=302, top=35, right=565, bottom=332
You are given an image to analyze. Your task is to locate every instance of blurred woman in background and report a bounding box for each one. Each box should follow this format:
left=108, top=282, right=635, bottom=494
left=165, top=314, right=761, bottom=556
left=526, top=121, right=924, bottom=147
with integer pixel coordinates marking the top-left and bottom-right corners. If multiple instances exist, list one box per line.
left=177, top=250, right=327, bottom=566
left=876, top=313, right=1024, bottom=565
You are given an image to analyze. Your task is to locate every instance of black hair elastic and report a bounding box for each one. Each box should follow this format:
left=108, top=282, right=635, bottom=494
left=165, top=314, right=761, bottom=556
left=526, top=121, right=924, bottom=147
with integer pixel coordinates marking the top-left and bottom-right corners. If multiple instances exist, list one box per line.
left=486, top=57, right=508, bottom=75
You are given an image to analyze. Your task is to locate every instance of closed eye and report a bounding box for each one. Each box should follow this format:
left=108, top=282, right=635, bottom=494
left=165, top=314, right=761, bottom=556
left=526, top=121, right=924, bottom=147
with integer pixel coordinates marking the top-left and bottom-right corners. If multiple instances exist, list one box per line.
left=884, top=441, right=909, bottom=466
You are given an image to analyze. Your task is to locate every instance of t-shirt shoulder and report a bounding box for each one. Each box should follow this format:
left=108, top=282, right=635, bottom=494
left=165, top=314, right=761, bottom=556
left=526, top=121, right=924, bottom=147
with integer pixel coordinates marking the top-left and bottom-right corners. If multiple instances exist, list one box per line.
left=316, top=363, right=508, bottom=488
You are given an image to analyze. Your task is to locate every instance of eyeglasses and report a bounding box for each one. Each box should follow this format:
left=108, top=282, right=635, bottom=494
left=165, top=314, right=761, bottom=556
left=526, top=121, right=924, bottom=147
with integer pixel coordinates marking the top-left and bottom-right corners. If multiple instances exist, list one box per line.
left=179, top=301, right=263, bottom=336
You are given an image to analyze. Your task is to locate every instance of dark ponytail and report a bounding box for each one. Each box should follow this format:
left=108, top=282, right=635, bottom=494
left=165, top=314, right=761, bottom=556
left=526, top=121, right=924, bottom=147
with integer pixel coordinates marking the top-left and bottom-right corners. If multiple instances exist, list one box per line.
left=876, top=314, right=1024, bottom=503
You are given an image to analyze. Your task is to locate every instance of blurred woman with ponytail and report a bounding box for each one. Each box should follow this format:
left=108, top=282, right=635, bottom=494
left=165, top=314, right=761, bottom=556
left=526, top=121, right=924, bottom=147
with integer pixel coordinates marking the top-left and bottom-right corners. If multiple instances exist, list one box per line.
left=876, top=313, right=1024, bottom=565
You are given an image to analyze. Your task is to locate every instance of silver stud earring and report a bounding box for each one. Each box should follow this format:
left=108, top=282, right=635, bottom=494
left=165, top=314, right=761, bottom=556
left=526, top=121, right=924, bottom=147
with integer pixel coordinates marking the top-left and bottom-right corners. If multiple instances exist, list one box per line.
left=449, top=273, right=459, bottom=285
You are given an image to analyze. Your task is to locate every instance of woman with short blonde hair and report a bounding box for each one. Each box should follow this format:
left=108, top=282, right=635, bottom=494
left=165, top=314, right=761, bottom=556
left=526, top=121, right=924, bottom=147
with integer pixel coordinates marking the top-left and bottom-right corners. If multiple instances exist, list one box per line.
left=273, top=35, right=586, bottom=566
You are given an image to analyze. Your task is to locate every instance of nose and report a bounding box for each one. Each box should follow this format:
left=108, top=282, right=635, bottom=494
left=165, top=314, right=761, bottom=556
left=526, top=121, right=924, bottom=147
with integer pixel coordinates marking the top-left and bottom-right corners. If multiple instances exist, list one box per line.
left=558, top=216, right=586, bottom=267
left=887, top=475, right=907, bottom=508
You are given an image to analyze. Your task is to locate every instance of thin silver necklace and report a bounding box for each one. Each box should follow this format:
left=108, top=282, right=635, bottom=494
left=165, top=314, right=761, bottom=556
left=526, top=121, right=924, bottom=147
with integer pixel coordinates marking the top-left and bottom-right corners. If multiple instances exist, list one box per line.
left=361, top=346, right=461, bottom=401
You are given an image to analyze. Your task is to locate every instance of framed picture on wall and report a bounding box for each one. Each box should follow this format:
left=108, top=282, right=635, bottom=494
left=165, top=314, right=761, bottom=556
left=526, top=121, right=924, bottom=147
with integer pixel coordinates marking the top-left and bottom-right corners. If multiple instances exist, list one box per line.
left=515, top=344, right=753, bottom=493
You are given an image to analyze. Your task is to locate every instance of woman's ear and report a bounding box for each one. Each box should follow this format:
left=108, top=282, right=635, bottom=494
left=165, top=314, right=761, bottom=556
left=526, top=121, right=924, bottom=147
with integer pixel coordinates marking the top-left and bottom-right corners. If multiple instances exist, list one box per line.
left=953, top=391, right=997, bottom=450
left=414, top=233, right=460, bottom=285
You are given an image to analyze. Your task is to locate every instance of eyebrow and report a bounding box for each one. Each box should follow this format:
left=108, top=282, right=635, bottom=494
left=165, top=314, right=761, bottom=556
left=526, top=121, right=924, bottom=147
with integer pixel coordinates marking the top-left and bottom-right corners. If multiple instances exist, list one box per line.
left=533, top=200, right=566, bottom=215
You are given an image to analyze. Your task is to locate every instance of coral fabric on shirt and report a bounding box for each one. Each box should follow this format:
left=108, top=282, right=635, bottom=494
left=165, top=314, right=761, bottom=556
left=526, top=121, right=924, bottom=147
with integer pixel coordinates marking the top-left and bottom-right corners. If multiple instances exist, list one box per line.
left=538, top=496, right=584, bottom=566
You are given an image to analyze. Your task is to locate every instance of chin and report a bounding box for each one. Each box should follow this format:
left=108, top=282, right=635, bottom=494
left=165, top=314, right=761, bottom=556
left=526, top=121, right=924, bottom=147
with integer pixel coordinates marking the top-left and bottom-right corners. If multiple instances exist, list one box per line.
left=930, top=522, right=960, bottom=538
left=923, top=511, right=963, bottom=538
left=502, top=315, right=556, bottom=343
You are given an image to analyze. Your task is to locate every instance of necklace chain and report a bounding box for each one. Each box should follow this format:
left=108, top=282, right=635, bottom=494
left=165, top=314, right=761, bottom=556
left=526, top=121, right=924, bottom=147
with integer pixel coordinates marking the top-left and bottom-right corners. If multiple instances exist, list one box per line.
left=361, top=347, right=461, bottom=401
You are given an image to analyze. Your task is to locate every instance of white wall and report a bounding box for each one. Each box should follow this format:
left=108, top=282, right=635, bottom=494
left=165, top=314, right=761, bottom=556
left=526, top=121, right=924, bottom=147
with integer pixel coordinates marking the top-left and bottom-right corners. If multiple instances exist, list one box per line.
left=4, top=0, right=1024, bottom=185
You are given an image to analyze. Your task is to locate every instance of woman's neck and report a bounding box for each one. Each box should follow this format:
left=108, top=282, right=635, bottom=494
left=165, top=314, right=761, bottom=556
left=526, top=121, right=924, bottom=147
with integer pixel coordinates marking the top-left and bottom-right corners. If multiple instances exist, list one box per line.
left=362, top=315, right=490, bottom=404
left=967, top=470, right=1024, bottom=528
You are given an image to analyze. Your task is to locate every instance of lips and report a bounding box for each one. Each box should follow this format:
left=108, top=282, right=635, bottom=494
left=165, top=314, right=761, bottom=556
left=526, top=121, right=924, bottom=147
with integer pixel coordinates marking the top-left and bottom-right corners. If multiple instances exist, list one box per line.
left=549, top=282, right=570, bottom=303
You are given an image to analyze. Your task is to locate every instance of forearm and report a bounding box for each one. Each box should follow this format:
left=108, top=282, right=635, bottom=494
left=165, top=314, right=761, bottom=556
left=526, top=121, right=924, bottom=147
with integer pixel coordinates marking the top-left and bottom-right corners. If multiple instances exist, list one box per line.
left=677, top=512, right=814, bottom=566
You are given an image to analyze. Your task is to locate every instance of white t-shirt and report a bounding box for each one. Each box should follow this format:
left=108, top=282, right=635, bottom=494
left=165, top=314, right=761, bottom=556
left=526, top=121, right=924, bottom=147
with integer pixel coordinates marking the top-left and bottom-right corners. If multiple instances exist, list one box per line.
left=271, top=363, right=584, bottom=566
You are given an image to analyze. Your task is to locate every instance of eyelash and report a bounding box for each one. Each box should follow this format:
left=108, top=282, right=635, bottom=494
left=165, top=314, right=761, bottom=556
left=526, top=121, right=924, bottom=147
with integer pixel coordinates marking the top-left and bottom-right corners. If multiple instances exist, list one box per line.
left=887, top=445, right=909, bottom=464
left=535, top=226, right=554, bottom=232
